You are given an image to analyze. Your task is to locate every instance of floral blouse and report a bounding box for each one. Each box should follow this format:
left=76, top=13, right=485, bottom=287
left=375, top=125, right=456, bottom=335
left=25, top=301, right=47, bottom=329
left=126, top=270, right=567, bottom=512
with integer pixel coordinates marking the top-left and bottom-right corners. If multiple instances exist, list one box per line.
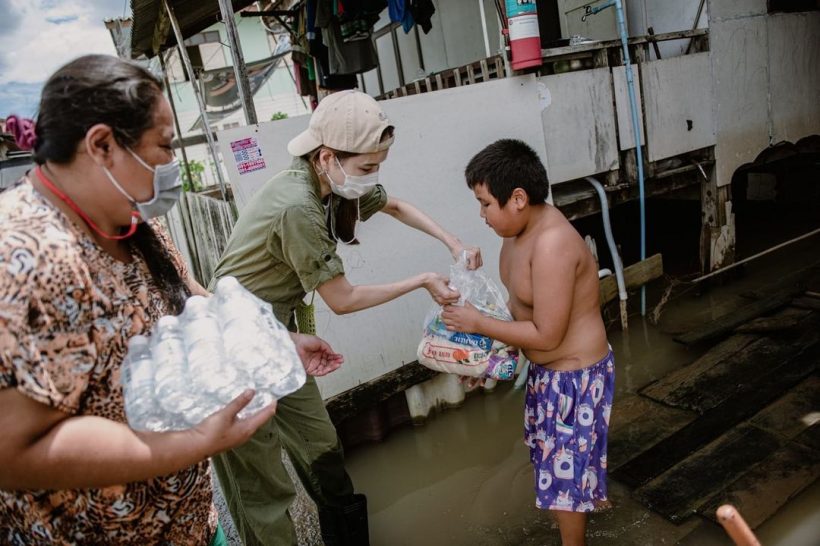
left=0, top=180, right=216, bottom=545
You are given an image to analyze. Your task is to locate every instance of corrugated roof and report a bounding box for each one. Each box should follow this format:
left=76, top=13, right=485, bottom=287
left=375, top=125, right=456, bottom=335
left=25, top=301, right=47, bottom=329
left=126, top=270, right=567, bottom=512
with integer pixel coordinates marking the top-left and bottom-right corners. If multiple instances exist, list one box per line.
left=130, top=0, right=257, bottom=58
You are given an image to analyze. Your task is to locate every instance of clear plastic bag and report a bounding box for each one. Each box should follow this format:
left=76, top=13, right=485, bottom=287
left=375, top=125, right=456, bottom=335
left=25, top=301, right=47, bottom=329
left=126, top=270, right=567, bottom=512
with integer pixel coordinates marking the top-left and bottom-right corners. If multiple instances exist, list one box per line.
left=417, top=256, right=519, bottom=380
left=121, top=276, right=306, bottom=431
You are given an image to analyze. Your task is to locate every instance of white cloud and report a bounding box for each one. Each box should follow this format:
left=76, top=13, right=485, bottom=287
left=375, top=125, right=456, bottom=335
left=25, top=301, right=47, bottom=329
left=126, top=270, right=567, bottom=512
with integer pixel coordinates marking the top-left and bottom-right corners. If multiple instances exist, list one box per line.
left=0, top=0, right=124, bottom=85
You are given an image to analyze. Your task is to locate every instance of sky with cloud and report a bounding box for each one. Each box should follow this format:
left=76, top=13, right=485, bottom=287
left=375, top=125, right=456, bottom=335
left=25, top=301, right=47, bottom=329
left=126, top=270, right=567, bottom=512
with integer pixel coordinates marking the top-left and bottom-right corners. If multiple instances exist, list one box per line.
left=0, top=0, right=127, bottom=117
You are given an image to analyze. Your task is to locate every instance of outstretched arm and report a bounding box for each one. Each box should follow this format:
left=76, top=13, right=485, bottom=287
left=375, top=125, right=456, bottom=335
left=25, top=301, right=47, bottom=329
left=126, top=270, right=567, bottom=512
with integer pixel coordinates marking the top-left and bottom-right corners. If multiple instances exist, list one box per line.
left=317, top=271, right=458, bottom=315
left=381, top=197, right=482, bottom=269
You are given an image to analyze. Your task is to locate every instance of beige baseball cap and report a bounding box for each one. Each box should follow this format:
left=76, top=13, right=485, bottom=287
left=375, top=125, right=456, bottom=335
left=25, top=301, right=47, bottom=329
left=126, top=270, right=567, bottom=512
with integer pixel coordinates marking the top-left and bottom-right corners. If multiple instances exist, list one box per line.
left=287, top=90, right=395, bottom=157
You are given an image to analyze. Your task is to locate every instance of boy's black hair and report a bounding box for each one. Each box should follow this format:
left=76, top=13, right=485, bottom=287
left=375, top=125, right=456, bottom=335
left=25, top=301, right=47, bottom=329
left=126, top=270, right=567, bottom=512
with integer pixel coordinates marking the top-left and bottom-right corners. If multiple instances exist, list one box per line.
left=464, top=139, right=550, bottom=206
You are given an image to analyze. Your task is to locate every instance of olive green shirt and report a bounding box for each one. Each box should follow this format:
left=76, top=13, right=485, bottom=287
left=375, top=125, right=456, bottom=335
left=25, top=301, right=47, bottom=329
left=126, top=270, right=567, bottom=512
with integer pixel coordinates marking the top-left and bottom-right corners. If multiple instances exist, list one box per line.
left=210, top=157, right=388, bottom=324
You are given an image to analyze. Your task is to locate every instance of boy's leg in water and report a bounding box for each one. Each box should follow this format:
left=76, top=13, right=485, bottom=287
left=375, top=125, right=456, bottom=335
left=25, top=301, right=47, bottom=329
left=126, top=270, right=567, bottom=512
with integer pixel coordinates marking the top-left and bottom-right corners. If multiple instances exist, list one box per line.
left=554, top=511, right=587, bottom=546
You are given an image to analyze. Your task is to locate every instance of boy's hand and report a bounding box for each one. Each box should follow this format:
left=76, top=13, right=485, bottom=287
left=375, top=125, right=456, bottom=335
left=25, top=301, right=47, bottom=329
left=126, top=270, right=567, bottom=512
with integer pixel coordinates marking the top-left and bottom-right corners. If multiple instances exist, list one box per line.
left=441, top=302, right=484, bottom=333
left=289, top=332, right=345, bottom=377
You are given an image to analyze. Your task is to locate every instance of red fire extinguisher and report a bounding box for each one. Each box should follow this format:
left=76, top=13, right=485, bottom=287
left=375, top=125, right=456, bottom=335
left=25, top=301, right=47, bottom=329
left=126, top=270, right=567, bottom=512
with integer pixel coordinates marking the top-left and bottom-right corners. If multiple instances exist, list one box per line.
left=503, top=0, right=542, bottom=70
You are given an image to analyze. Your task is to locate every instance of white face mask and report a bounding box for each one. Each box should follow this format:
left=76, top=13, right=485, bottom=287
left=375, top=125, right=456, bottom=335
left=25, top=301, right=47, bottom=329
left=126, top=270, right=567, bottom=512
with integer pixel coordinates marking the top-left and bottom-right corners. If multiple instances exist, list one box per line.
left=103, top=148, right=182, bottom=220
left=324, top=156, right=379, bottom=200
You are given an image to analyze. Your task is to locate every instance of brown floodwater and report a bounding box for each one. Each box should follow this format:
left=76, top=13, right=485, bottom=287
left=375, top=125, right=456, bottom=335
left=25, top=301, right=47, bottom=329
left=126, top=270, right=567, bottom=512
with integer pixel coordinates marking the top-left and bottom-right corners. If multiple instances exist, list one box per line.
left=345, top=236, right=820, bottom=545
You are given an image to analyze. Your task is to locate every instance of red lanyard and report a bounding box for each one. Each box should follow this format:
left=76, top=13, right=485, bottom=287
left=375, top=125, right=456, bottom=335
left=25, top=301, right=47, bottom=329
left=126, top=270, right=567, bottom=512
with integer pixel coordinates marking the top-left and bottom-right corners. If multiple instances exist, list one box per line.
left=35, top=166, right=139, bottom=240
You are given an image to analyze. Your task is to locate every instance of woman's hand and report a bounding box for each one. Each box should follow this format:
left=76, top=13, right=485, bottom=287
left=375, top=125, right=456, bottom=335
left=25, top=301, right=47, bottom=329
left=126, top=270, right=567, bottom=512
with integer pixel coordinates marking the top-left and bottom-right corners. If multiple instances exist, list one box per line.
left=423, top=273, right=460, bottom=305
left=289, top=332, right=345, bottom=377
left=452, top=245, right=483, bottom=270
left=191, top=390, right=277, bottom=458
left=441, top=302, right=484, bottom=333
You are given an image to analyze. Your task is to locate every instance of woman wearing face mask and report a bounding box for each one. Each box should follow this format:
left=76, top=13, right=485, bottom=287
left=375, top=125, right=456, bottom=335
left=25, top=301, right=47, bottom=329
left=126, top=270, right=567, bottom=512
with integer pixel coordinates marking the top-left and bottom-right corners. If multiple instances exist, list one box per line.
left=209, top=90, right=481, bottom=546
left=0, top=55, right=339, bottom=545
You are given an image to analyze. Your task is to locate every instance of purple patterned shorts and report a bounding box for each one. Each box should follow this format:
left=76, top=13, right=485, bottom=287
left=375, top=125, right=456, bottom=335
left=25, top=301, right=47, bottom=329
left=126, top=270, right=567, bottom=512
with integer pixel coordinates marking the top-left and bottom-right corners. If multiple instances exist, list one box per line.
left=524, top=351, right=615, bottom=512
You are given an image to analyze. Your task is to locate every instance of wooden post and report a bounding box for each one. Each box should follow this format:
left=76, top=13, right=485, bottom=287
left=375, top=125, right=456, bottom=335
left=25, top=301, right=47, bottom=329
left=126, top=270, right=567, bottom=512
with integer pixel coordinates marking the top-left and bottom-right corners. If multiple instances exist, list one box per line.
left=700, top=165, right=735, bottom=273
left=217, top=0, right=258, bottom=125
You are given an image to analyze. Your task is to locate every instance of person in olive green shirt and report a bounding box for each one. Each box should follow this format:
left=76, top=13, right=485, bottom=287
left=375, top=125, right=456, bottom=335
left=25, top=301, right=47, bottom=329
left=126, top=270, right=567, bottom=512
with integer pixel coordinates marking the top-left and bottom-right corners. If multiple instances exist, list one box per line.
left=210, top=91, right=481, bottom=546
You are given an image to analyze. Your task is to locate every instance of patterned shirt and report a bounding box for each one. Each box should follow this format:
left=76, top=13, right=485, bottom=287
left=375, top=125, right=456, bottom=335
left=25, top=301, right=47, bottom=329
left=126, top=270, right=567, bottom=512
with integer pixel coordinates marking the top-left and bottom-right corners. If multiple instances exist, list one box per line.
left=0, top=180, right=216, bottom=545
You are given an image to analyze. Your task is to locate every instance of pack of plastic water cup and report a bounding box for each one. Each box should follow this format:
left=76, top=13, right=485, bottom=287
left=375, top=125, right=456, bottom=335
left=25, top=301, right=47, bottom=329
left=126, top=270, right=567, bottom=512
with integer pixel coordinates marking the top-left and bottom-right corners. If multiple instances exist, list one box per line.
left=121, top=276, right=306, bottom=431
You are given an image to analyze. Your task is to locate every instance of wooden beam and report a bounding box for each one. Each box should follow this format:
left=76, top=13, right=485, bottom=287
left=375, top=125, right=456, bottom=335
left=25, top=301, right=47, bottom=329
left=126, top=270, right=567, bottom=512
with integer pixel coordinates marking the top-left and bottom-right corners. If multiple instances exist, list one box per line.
left=600, top=253, right=664, bottom=305
left=325, top=362, right=438, bottom=426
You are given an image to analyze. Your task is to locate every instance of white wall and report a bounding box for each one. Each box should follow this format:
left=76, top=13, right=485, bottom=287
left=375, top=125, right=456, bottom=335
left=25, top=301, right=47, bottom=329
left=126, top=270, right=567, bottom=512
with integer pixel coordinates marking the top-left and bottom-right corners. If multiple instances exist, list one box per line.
left=217, top=76, right=547, bottom=398
left=708, top=1, right=820, bottom=186
left=625, top=0, right=710, bottom=59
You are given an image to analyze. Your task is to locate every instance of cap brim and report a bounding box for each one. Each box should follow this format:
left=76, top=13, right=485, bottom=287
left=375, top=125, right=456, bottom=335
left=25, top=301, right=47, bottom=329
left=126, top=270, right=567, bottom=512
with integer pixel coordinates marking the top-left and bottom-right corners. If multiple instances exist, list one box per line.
left=287, top=129, right=322, bottom=157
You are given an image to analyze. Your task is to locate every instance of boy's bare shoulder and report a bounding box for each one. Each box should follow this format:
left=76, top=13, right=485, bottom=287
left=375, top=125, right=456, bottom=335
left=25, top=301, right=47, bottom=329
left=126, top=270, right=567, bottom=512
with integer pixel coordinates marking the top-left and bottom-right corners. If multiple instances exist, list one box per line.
left=534, top=208, right=582, bottom=249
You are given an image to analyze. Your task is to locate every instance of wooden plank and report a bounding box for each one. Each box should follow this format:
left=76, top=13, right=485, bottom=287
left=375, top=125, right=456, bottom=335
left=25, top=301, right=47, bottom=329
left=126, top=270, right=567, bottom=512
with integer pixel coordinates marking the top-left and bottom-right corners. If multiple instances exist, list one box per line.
left=641, top=334, right=758, bottom=406
left=494, top=57, right=504, bottom=78
left=599, top=253, right=664, bottom=305
left=750, top=375, right=820, bottom=440
left=608, top=394, right=697, bottom=472
left=699, top=441, right=820, bottom=529
left=612, top=340, right=820, bottom=488
left=325, top=362, right=438, bottom=426
left=674, top=286, right=803, bottom=345
left=648, top=326, right=819, bottom=413
left=735, top=310, right=809, bottom=333
left=792, top=297, right=820, bottom=311
left=793, top=422, right=820, bottom=452
left=633, top=425, right=782, bottom=522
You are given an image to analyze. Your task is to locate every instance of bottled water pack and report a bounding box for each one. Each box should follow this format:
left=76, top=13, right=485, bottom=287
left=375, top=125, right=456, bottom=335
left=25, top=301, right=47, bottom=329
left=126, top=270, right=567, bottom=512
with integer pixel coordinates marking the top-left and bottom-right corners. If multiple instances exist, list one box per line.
left=121, top=276, right=306, bottom=431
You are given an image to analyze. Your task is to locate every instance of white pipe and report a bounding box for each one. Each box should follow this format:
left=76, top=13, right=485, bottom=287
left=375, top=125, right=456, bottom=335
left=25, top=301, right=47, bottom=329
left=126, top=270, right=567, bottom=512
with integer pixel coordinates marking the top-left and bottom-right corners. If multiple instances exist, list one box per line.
left=586, top=177, right=627, bottom=302
left=478, top=0, right=492, bottom=58
left=692, top=228, right=820, bottom=284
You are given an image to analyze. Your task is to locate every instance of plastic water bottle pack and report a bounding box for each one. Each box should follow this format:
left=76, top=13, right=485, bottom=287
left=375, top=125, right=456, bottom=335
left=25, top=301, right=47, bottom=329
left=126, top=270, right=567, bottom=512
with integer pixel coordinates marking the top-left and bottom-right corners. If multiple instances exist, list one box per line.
left=122, top=276, right=306, bottom=431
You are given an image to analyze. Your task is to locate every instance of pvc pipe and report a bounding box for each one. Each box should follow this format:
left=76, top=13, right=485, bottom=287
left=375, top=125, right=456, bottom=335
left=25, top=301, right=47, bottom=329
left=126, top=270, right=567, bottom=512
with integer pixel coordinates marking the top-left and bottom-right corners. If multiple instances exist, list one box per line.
left=586, top=178, right=627, bottom=303
left=692, top=227, right=820, bottom=284
left=585, top=0, right=647, bottom=315
left=586, top=177, right=629, bottom=330
left=716, top=505, right=761, bottom=546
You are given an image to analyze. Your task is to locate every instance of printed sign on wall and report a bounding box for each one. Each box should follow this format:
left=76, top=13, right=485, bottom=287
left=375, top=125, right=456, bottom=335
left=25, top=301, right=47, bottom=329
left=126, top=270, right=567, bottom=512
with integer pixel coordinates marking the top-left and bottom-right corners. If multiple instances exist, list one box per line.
left=231, top=137, right=266, bottom=175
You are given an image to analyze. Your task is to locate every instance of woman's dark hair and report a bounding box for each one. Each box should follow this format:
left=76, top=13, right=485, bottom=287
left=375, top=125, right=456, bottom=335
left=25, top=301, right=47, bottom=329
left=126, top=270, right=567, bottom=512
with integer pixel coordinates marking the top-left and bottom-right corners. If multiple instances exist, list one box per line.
left=34, top=54, right=190, bottom=313
left=304, top=126, right=394, bottom=245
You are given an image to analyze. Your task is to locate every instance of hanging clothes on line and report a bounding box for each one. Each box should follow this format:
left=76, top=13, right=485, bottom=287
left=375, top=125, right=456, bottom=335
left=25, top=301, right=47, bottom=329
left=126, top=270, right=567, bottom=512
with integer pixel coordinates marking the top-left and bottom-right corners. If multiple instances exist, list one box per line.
left=315, top=0, right=379, bottom=76
left=335, top=1, right=386, bottom=42
left=410, top=0, right=435, bottom=34
left=388, top=0, right=415, bottom=33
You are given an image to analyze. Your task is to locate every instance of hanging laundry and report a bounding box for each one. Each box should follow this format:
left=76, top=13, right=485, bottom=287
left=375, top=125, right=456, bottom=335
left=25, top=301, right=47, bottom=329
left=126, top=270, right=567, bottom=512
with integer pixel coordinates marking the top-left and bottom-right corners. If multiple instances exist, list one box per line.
left=315, top=0, right=379, bottom=75
left=410, top=0, right=435, bottom=34
left=388, top=0, right=415, bottom=33
left=324, top=16, right=378, bottom=75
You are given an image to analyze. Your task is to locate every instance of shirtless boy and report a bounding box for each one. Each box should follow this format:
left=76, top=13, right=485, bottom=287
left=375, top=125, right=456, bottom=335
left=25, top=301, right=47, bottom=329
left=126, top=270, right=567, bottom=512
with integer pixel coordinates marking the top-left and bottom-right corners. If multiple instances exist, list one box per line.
left=442, top=139, right=615, bottom=546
